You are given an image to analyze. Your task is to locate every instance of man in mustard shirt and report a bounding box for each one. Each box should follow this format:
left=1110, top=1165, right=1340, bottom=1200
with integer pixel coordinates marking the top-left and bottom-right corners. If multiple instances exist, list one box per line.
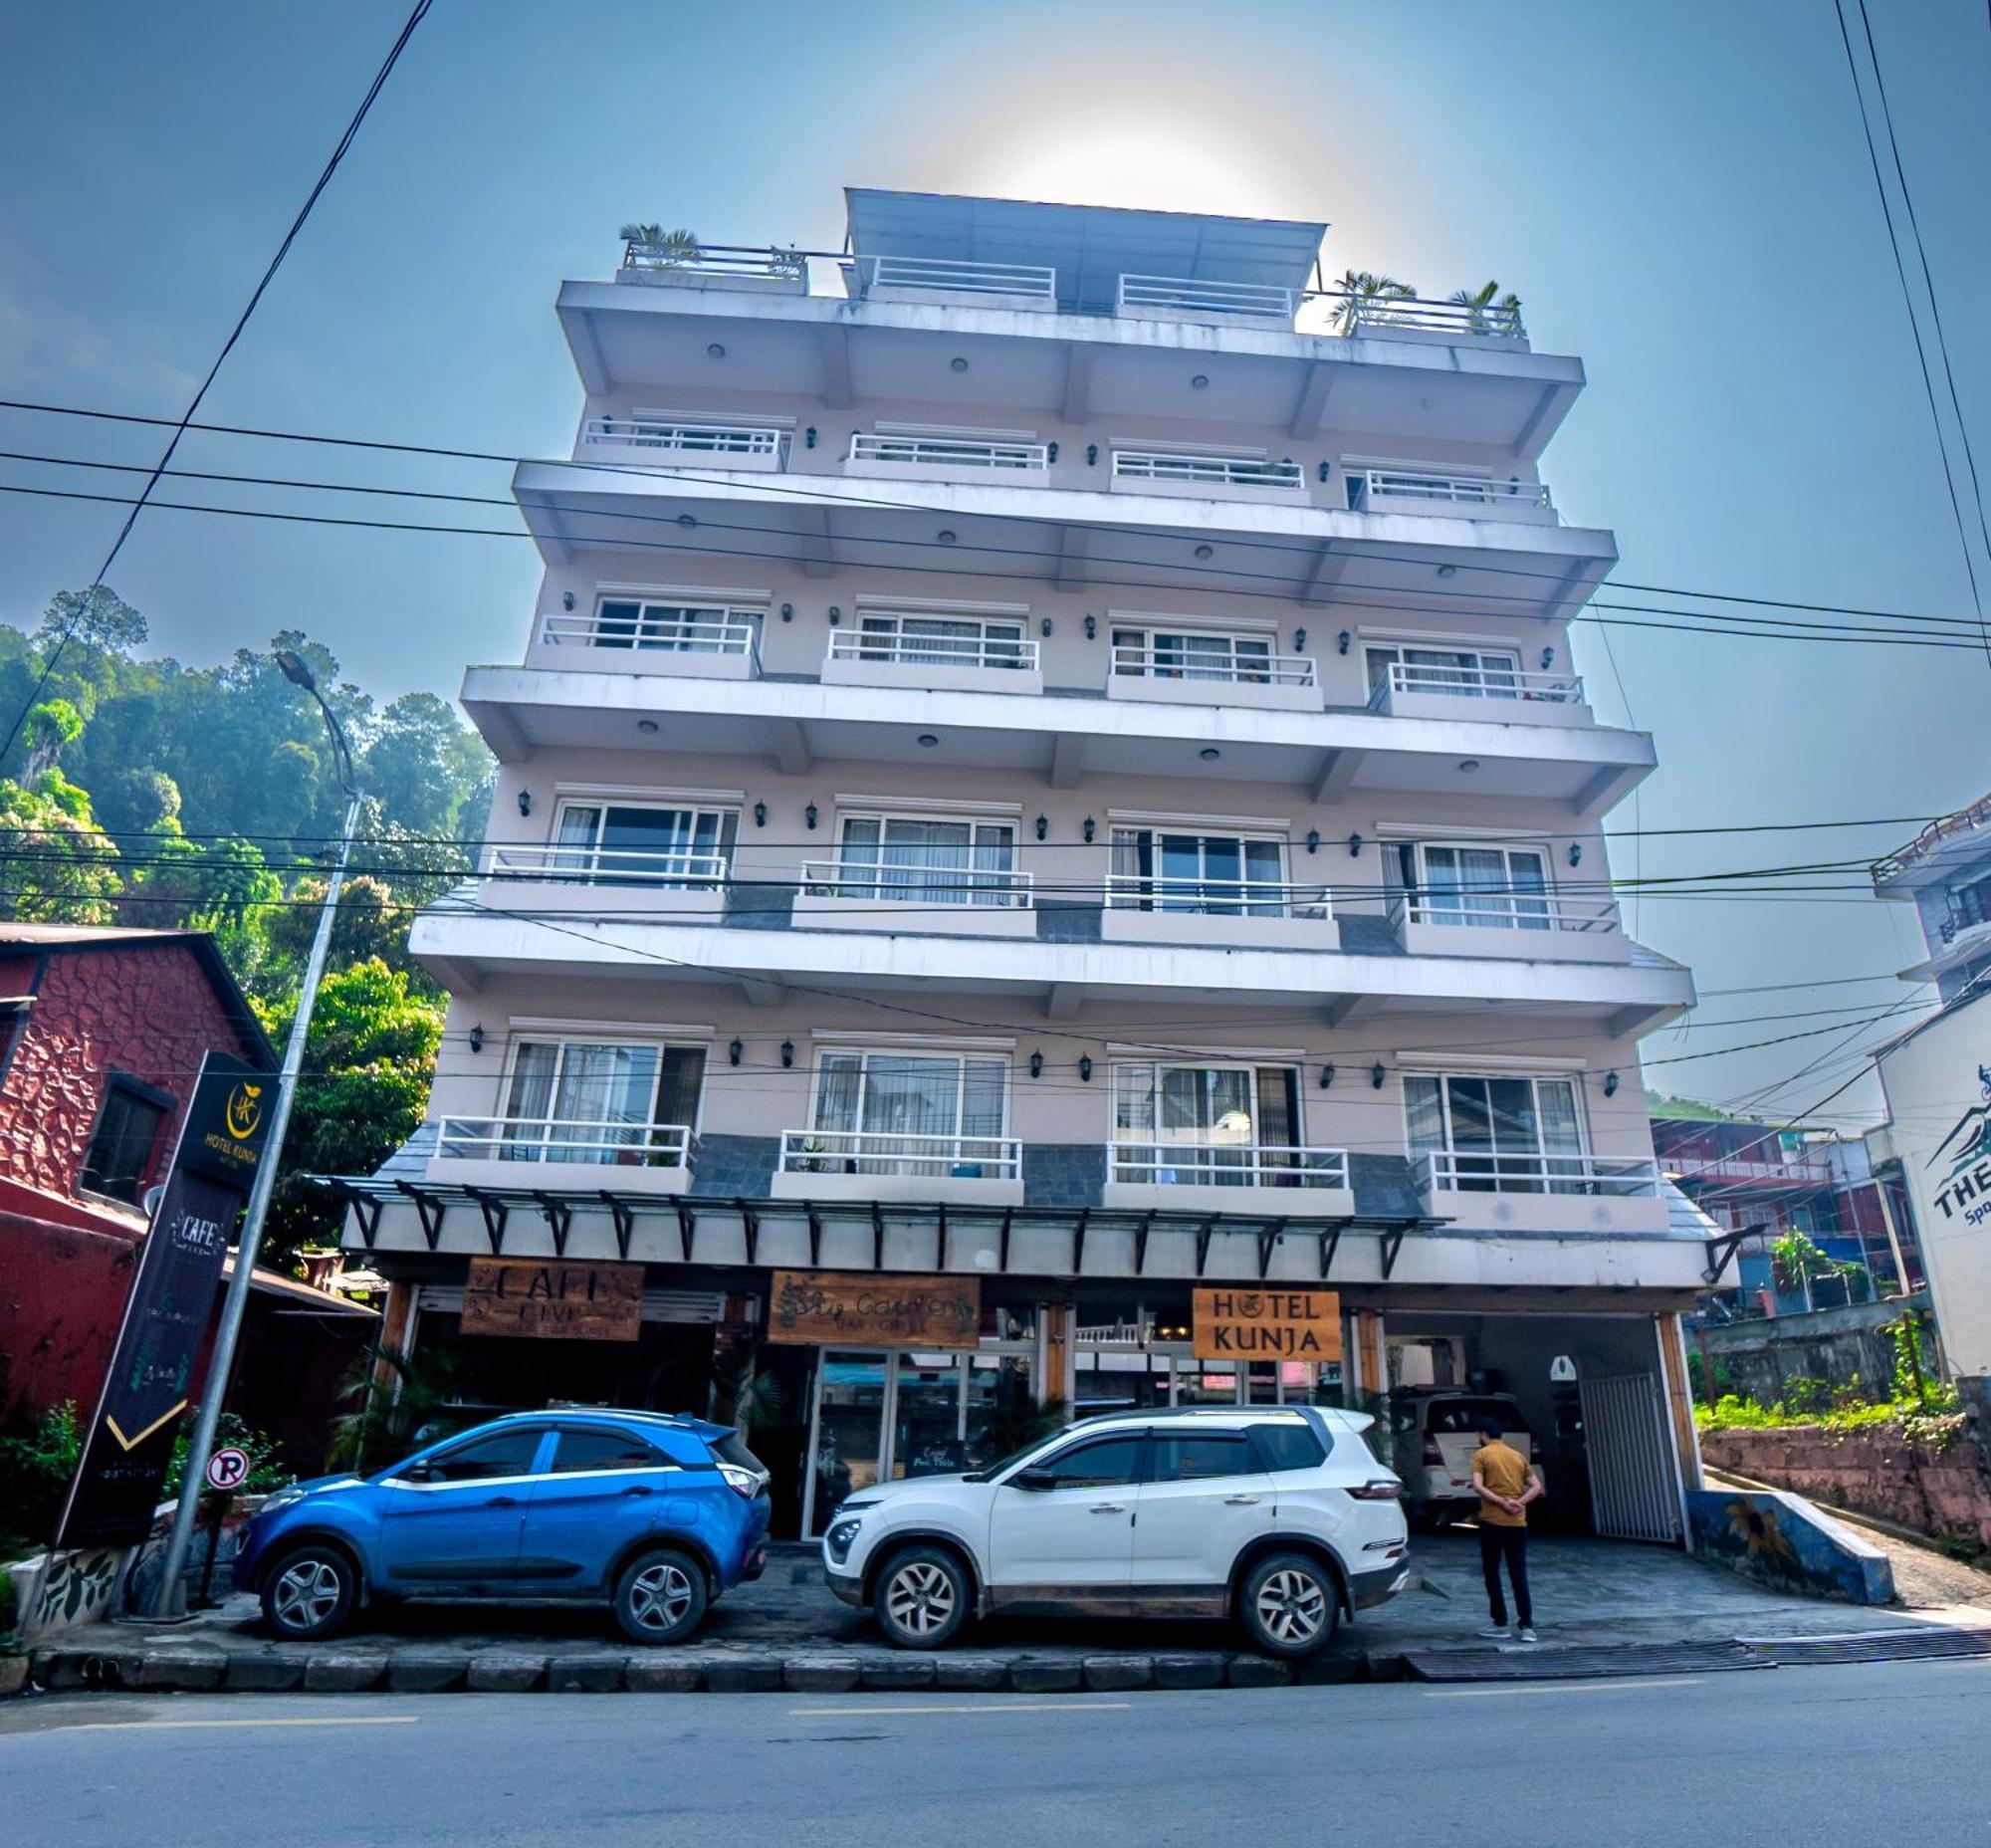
left=1471, top=1415, right=1543, bottom=1643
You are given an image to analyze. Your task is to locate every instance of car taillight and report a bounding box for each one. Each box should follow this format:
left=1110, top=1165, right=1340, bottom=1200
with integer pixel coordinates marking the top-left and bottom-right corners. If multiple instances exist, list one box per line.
left=719, top=1465, right=761, bottom=1500
left=1347, top=1479, right=1403, bottom=1501
left=1423, top=1440, right=1443, bottom=1466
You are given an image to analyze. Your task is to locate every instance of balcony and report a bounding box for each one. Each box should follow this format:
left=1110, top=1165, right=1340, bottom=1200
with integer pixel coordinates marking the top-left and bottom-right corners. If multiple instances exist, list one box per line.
left=1102, top=1142, right=1354, bottom=1215
left=771, top=1129, right=1024, bottom=1206
left=480, top=839, right=730, bottom=918
left=533, top=607, right=761, bottom=680
left=1103, top=875, right=1335, bottom=950
left=578, top=415, right=788, bottom=472
left=1115, top=273, right=1298, bottom=327
left=793, top=856, right=1038, bottom=938
left=846, top=431, right=1050, bottom=485
left=1347, top=467, right=1557, bottom=527
left=1107, top=643, right=1319, bottom=713
left=1418, top=1151, right=1668, bottom=1234
left=1343, top=297, right=1526, bottom=346
left=1110, top=449, right=1308, bottom=506
left=845, top=253, right=1058, bottom=312
left=1367, top=661, right=1592, bottom=729
left=426, top=1114, right=693, bottom=1193
left=617, top=241, right=808, bottom=298
left=1387, top=889, right=1630, bottom=965
left=821, top=626, right=1043, bottom=696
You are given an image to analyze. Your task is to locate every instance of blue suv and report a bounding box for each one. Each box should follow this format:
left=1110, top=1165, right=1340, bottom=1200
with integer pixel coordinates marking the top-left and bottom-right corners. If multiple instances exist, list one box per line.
left=234, top=1410, right=772, bottom=1645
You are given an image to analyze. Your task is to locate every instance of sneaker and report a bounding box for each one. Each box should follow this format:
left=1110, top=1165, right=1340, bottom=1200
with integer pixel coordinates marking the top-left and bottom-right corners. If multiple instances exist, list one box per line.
left=1517, top=1627, right=1539, bottom=1644
left=1476, top=1624, right=1511, bottom=1640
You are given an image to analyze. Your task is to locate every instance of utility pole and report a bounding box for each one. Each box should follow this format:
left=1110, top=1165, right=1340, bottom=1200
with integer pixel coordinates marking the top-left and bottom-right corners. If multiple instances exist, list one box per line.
left=151, top=651, right=362, bottom=1616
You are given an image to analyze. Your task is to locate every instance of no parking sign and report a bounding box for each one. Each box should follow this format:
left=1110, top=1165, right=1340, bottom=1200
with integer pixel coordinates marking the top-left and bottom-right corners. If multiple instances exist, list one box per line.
left=205, top=1446, right=251, bottom=1492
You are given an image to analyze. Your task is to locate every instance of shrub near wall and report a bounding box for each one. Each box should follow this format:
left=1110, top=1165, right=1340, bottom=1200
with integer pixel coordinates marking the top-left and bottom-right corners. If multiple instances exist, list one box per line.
left=1699, top=1420, right=1991, bottom=1552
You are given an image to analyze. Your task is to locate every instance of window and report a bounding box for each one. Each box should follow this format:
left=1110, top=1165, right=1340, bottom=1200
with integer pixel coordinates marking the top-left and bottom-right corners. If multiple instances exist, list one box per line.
left=833, top=815, right=1019, bottom=907
left=79, top=1076, right=170, bottom=1206
left=1112, top=624, right=1274, bottom=684
left=1942, top=873, right=1991, bottom=943
left=1110, top=826, right=1295, bottom=916
left=1366, top=644, right=1521, bottom=700
left=421, top=1428, right=546, bottom=1483
left=1150, top=1433, right=1254, bottom=1482
left=501, top=1039, right=705, bottom=1165
left=551, top=803, right=736, bottom=887
left=1251, top=1422, right=1329, bottom=1473
left=551, top=1428, right=666, bottom=1474
left=1031, top=1435, right=1146, bottom=1488
left=591, top=596, right=759, bottom=654
left=1405, top=1072, right=1587, bottom=1194
left=1393, top=842, right=1551, bottom=931
left=1111, top=1061, right=1302, bottom=1186
left=1425, top=1398, right=1531, bottom=1438
left=809, top=1047, right=1008, bottom=1177
left=853, top=609, right=1027, bottom=669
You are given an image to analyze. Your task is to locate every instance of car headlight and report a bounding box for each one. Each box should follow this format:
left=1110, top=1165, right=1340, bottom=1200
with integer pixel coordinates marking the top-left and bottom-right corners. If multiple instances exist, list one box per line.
left=256, top=1484, right=307, bottom=1515
left=824, top=1514, right=865, bottom=1564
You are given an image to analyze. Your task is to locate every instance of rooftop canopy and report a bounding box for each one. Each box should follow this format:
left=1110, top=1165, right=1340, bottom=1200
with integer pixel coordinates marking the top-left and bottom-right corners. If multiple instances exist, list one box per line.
left=844, top=187, right=1328, bottom=316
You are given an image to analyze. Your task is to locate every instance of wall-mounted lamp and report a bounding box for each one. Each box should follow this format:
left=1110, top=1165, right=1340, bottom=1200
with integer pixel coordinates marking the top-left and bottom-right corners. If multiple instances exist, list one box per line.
left=1084, top=614, right=1096, bottom=639
left=1083, top=816, right=1095, bottom=844
left=1567, top=841, right=1583, bottom=867
left=468, top=1026, right=485, bottom=1054
left=517, top=790, right=532, bottom=817
left=827, top=605, right=841, bottom=626
left=804, top=426, right=817, bottom=450
left=1293, top=628, right=1307, bottom=652
left=1040, top=617, right=1053, bottom=637
left=1086, top=443, right=1098, bottom=467
left=1047, top=441, right=1059, bottom=464
left=1337, top=630, right=1351, bottom=655
left=561, top=590, right=575, bottom=611
left=780, top=602, right=793, bottom=623
left=1541, top=644, right=1556, bottom=670
left=1318, top=1062, right=1335, bottom=1089
left=1034, top=815, right=1048, bottom=841
left=804, top=804, right=818, bottom=830
left=1348, top=832, right=1364, bottom=857
left=780, top=1040, right=794, bottom=1069
left=1029, top=1050, right=1044, bottom=1079
left=1318, top=460, right=1331, bottom=484
left=1603, top=1070, right=1621, bottom=1098
left=728, top=1039, right=743, bottom=1067
left=1370, top=1062, right=1386, bottom=1090
left=754, top=801, right=768, bottom=828
left=1078, top=1055, right=1093, bottom=1082
left=1306, top=829, right=1320, bottom=856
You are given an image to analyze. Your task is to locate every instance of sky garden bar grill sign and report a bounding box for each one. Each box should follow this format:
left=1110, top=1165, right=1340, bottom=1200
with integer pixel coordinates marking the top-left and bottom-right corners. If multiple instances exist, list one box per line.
left=1193, top=1288, right=1342, bottom=1361
left=768, top=1272, right=982, bottom=1348
left=54, top=1052, right=274, bottom=1550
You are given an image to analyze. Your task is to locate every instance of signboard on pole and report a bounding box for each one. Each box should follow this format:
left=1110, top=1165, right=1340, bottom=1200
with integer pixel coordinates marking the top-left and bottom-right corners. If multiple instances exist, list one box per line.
left=461, top=1258, right=645, bottom=1341
left=1192, top=1288, right=1342, bottom=1360
left=768, top=1272, right=982, bottom=1347
left=205, top=1447, right=251, bottom=1492
left=53, top=1052, right=273, bottom=1550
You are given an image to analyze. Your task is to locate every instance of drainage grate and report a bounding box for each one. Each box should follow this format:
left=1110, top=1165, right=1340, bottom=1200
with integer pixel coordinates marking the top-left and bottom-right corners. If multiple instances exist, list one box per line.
left=1751, top=1629, right=1991, bottom=1668
left=1404, top=1641, right=1771, bottom=1683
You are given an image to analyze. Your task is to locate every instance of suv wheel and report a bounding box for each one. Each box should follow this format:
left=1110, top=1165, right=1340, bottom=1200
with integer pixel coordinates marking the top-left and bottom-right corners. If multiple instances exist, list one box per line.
left=873, top=1545, right=970, bottom=1650
left=1238, top=1551, right=1339, bottom=1658
left=261, top=1544, right=359, bottom=1640
left=613, top=1546, right=709, bottom=1645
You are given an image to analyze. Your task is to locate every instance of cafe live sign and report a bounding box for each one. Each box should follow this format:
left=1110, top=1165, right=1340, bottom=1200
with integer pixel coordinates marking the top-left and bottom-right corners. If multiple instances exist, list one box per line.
left=54, top=1052, right=274, bottom=1550
left=462, top=1258, right=645, bottom=1341
left=1193, top=1288, right=1342, bottom=1361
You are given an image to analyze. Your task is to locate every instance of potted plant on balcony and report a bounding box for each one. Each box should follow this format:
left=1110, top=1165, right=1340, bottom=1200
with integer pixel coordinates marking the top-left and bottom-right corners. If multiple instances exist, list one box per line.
left=1448, top=280, right=1523, bottom=338
left=1333, top=271, right=1416, bottom=334
left=620, top=224, right=702, bottom=267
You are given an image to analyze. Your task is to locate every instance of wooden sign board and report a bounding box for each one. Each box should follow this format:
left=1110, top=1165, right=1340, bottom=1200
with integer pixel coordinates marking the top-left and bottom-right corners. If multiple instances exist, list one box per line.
left=768, top=1271, right=981, bottom=1348
left=1193, top=1287, right=1342, bottom=1361
left=461, top=1258, right=644, bottom=1341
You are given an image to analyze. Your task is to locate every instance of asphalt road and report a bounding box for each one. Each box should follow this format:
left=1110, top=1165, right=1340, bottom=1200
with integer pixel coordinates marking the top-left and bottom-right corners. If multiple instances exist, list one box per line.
left=5, top=1659, right=1988, bottom=1846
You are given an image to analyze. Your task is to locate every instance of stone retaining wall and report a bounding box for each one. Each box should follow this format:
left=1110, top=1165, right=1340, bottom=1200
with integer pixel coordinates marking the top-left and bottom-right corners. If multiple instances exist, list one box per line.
left=1699, top=1420, right=1991, bottom=1549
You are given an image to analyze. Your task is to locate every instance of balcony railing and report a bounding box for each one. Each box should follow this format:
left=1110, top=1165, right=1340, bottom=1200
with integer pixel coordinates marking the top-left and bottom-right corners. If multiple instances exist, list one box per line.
left=621, top=241, right=808, bottom=282
left=1106, top=875, right=1330, bottom=918
left=1349, top=468, right=1553, bottom=514
left=1112, top=450, right=1305, bottom=492
left=1110, top=646, right=1317, bottom=688
left=1671, top=1157, right=1835, bottom=1187
left=1388, top=889, right=1621, bottom=935
left=539, top=610, right=760, bottom=656
left=1116, top=274, right=1297, bottom=321
left=827, top=629, right=1038, bottom=672
left=778, top=1128, right=1022, bottom=1180
left=483, top=841, right=731, bottom=886
left=1340, top=297, right=1525, bottom=340
left=580, top=417, right=785, bottom=462
left=848, top=432, right=1048, bottom=472
left=848, top=254, right=1057, bottom=304
left=1420, top=1151, right=1659, bottom=1197
left=801, top=857, right=1033, bottom=908
left=435, top=1114, right=692, bottom=1168
left=1109, top=1144, right=1351, bottom=1188
left=1370, top=662, right=1586, bottom=706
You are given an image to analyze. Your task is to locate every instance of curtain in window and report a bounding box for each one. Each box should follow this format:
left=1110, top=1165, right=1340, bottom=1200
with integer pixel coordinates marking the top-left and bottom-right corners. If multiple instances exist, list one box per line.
left=553, top=806, right=600, bottom=878
left=502, top=1042, right=560, bottom=1159
left=550, top=1044, right=661, bottom=1162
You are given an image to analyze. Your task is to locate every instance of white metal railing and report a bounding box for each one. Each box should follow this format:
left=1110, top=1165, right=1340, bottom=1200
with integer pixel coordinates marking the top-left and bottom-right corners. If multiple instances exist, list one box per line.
left=1350, top=467, right=1553, bottom=513
left=850, top=254, right=1057, bottom=303
left=1112, top=450, right=1305, bottom=492
left=538, top=610, right=760, bottom=656
left=849, top=432, right=1048, bottom=472
left=1388, top=888, right=1621, bottom=935
left=779, top=1128, right=1022, bottom=1180
left=1371, top=662, right=1585, bottom=705
left=621, top=242, right=807, bottom=282
left=1340, top=297, right=1525, bottom=340
left=580, top=417, right=785, bottom=462
left=1106, top=874, right=1330, bottom=918
left=484, top=841, right=732, bottom=886
left=827, top=628, right=1038, bottom=672
left=1111, top=644, right=1317, bottom=688
left=802, top=857, right=1033, bottom=908
left=1110, top=1144, right=1351, bottom=1188
left=435, top=1114, right=692, bottom=1168
left=1117, top=274, right=1297, bottom=321
left=1420, top=1151, right=1659, bottom=1197
left=1677, top=1157, right=1835, bottom=1186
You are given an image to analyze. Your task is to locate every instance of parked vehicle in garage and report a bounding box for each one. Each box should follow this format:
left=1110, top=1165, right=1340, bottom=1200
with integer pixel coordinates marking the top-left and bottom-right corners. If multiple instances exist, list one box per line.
left=822, top=1405, right=1408, bottom=1657
left=235, top=1409, right=772, bottom=1644
left=1389, top=1390, right=1533, bottom=1525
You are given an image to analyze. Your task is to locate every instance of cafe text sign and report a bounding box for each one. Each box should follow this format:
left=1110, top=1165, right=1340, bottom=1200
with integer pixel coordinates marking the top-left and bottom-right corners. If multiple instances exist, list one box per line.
left=769, top=1272, right=981, bottom=1348
left=1193, top=1288, right=1342, bottom=1360
left=461, top=1258, right=644, bottom=1341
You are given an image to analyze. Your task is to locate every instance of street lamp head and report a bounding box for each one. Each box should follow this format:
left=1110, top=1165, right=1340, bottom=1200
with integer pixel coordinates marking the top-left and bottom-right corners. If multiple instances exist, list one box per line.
left=275, top=650, right=317, bottom=691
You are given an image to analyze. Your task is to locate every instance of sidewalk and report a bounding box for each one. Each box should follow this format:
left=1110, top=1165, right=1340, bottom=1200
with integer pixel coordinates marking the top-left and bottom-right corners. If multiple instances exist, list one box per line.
left=24, top=1532, right=1991, bottom=1697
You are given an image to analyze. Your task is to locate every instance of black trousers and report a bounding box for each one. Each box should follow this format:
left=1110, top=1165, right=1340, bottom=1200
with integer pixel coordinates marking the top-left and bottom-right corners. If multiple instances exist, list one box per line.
left=1478, top=1522, right=1532, bottom=1627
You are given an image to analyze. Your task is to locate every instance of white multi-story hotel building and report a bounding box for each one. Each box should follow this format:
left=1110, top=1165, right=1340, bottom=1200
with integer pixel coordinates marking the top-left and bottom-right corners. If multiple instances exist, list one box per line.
left=337, top=190, right=1718, bottom=1541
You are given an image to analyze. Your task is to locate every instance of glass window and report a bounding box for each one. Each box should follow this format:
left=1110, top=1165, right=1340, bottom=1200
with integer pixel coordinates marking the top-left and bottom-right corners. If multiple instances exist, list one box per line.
left=854, top=611, right=1026, bottom=669
left=550, top=803, right=736, bottom=886
left=80, top=1079, right=170, bottom=1205
left=1366, top=644, right=1521, bottom=699
left=1032, top=1436, right=1146, bottom=1488
left=500, top=1040, right=703, bottom=1165
left=1112, top=626, right=1275, bottom=684
left=1405, top=1073, right=1588, bottom=1194
left=1110, top=827, right=1294, bottom=916
left=552, top=1428, right=664, bottom=1473
left=591, top=596, right=757, bottom=654
left=1425, top=1398, right=1531, bottom=1438
left=1111, top=1061, right=1304, bottom=1186
left=807, top=1048, right=1009, bottom=1177
left=833, top=815, right=1018, bottom=907
left=1252, top=1422, right=1329, bottom=1473
left=1395, top=842, right=1550, bottom=930
left=1150, top=1433, right=1255, bottom=1482
left=422, top=1428, right=545, bottom=1483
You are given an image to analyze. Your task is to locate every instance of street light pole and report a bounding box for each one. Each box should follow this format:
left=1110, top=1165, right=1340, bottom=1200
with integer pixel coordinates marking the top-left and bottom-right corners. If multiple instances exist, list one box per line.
left=152, top=652, right=363, bottom=1616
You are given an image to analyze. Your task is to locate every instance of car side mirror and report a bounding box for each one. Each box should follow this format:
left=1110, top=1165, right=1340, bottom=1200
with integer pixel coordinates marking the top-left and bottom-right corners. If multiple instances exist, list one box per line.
left=398, top=1462, right=436, bottom=1484
left=1010, top=1468, right=1056, bottom=1493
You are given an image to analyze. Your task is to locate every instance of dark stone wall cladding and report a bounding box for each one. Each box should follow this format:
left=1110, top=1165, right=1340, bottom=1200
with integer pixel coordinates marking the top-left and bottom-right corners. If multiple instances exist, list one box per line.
left=690, top=1135, right=780, bottom=1198
left=1023, top=1143, right=1106, bottom=1209
left=725, top=882, right=797, bottom=929
left=1035, top=902, right=1104, bottom=944
left=1335, top=914, right=1405, bottom=956
left=1349, top=1153, right=1420, bottom=1219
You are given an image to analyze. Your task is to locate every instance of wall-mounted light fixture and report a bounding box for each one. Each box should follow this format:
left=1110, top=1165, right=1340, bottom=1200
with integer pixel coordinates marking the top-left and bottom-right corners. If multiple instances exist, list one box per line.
left=1040, top=617, right=1052, bottom=637
left=561, top=590, right=575, bottom=611
left=1047, top=441, right=1059, bottom=464
left=804, top=427, right=817, bottom=450
left=937, top=530, right=958, bottom=546
left=1200, top=747, right=1220, bottom=762
left=1436, top=563, right=1457, bottom=578
left=1568, top=841, right=1582, bottom=867
left=677, top=513, right=698, bottom=530
left=1318, top=1062, right=1335, bottom=1089
left=754, top=801, right=768, bottom=828
left=1348, top=832, right=1364, bottom=857
left=1541, top=644, right=1556, bottom=670
left=1370, top=1062, right=1386, bottom=1089
left=706, top=342, right=727, bottom=359
left=1193, top=544, right=1214, bottom=561
left=1086, top=444, right=1098, bottom=467
left=468, top=1026, right=485, bottom=1054
left=1029, top=1050, right=1044, bottom=1079
left=827, top=605, right=841, bottom=625
left=1306, top=830, right=1320, bottom=855
left=804, top=804, right=818, bottom=830
left=728, top=1039, right=743, bottom=1067
left=1603, top=1070, right=1620, bottom=1098
left=1083, top=816, right=1095, bottom=843
left=1293, top=628, right=1307, bottom=652
left=517, top=790, right=532, bottom=817
left=1078, top=1055, right=1093, bottom=1082
left=780, top=1040, right=794, bottom=1068
left=1337, top=630, right=1351, bottom=655
left=1318, top=461, right=1331, bottom=484
left=950, top=355, right=970, bottom=373
left=917, top=733, right=940, bottom=749
left=779, top=602, right=793, bottom=622
left=1034, top=815, right=1048, bottom=841
left=1084, top=614, right=1096, bottom=639
left=1190, top=373, right=1210, bottom=390
left=637, top=719, right=659, bottom=734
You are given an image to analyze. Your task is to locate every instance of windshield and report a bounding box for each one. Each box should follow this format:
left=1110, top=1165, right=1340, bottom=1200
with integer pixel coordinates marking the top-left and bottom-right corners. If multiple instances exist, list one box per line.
left=962, top=1433, right=1059, bottom=1483
left=1425, top=1397, right=1529, bottom=1437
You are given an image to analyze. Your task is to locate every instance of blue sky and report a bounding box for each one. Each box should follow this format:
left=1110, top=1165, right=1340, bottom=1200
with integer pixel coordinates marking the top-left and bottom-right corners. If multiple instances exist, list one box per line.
left=3, top=0, right=1988, bottom=1124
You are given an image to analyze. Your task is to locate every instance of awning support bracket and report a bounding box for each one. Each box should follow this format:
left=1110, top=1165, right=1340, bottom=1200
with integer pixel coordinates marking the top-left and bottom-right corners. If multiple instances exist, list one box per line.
left=1379, top=1225, right=1409, bottom=1279
left=674, top=1201, right=697, bottom=1264
left=1317, top=1226, right=1343, bottom=1280
left=1133, top=1210, right=1156, bottom=1277
left=467, top=1188, right=508, bottom=1255
left=599, top=1192, right=635, bottom=1262
left=736, top=1198, right=760, bottom=1268
left=395, top=1181, right=445, bottom=1253
left=534, top=1193, right=571, bottom=1258
left=1071, top=1207, right=1090, bottom=1275
left=1195, top=1217, right=1216, bottom=1277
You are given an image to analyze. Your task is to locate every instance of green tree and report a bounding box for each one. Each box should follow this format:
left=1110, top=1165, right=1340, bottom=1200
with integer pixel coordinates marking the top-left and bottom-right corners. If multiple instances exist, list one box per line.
left=23, top=699, right=84, bottom=781
left=358, top=692, right=495, bottom=839
left=0, top=775, right=121, bottom=923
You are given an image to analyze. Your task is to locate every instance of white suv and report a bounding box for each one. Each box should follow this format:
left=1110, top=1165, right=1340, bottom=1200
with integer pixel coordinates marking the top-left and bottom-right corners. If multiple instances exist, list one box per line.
left=822, top=1406, right=1408, bottom=1657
